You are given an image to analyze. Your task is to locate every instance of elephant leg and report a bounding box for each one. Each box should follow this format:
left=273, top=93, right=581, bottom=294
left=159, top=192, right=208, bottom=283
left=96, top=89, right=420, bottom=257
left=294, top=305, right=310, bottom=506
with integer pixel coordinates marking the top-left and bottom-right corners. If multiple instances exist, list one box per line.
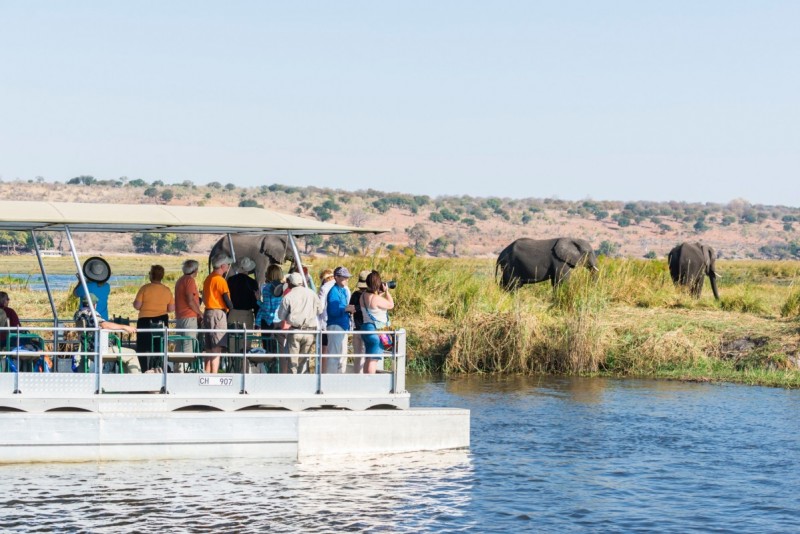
left=690, top=275, right=703, bottom=298
left=552, top=262, right=571, bottom=286
left=502, top=269, right=518, bottom=290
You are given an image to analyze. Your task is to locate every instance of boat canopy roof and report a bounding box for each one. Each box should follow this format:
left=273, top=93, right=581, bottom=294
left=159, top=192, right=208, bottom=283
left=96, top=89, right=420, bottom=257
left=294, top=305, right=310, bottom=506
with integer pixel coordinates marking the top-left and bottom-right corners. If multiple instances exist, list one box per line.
left=0, top=200, right=387, bottom=235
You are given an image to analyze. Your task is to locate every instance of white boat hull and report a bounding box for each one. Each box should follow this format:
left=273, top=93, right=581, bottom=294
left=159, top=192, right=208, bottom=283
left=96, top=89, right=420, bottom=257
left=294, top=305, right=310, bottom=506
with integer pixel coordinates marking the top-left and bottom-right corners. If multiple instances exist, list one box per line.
left=0, top=408, right=470, bottom=464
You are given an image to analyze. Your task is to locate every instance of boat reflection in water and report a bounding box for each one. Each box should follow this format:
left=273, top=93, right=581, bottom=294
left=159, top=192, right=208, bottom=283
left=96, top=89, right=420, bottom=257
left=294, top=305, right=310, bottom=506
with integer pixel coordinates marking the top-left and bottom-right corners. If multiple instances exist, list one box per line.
left=0, top=451, right=474, bottom=533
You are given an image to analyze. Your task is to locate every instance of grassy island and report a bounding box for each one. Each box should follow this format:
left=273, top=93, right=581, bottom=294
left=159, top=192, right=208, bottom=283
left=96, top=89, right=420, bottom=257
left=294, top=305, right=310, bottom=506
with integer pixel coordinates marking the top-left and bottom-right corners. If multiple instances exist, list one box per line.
left=3, top=254, right=799, bottom=388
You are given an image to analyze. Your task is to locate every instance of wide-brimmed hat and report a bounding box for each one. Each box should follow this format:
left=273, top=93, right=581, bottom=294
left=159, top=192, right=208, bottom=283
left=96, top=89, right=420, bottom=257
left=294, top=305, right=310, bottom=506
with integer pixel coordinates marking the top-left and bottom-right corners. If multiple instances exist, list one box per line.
left=333, top=266, right=351, bottom=278
left=357, top=270, right=370, bottom=289
left=236, top=256, right=256, bottom=273
left=83, top=257, right=111, bottom=283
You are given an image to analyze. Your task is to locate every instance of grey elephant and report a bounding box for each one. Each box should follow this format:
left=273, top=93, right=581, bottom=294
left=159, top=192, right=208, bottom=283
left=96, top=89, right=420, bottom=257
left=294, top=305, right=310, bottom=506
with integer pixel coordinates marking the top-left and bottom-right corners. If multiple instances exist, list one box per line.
left=496, top=237, right=599, bottom=290
left=209, top=235, right=293, bottom=286
left=667, top=242, right=719, bottom=300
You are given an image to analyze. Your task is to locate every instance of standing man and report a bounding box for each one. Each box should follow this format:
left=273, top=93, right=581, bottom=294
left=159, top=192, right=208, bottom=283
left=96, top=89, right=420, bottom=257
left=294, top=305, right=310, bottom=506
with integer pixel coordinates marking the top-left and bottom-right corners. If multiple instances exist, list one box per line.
left=277, top=272, right=322, bottom=374
left=174, top=259, right=204, bottom=361
left=226, top=256, right=259, bottom=365
left=325, top=266, right=355, bottom=373
left=227, top=256, right=259, bottom=328
left=203, top=254, right=234, bottom=373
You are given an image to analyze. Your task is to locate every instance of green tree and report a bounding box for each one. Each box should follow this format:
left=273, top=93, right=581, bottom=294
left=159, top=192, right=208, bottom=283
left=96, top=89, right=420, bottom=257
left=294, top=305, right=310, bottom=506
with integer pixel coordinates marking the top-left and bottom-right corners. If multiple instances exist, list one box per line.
left=160, top=189, right=174, bottom=203
left=321, top=199, right=341, bottom=212
left=132, top=233, right=190, bottom=254
left=304, top=234, right=323, bottom=254
left=224, top=183, right=236, bottom=191
left=144, top=187, right=158, bottom=197
left=405, top=223, right=430, bottom=254
left=429, top=236, right=450, bottom=256
left=597, top=240, right=620, bottom=257
left=0, top=231, right=28, bottom=253
left=693, top=218, right=709, bottom=233
left=127, top=178, right=147, bottom=187
left=67, top=175, right=96, bottom=186
left=238, top=199, right=261, bottom=208
left=312, top=206, right=332, bottom=221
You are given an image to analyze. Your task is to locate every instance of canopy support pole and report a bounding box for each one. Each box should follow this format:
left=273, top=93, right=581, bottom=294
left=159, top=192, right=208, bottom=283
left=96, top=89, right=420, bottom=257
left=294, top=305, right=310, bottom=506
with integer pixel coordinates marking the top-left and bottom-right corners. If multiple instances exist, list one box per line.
left=30, top=230, right=58, bottom=323
left=65, top=226, right=102, bottom=392
left=286, top=232, right=306, bottom=287
left=225, top=233, right=236, bottom=278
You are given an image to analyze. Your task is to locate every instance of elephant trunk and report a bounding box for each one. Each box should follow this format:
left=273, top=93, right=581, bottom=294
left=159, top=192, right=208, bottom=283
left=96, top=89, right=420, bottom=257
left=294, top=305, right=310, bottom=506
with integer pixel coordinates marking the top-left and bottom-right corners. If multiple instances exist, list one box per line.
left=709, top=271, right=720, bottom=300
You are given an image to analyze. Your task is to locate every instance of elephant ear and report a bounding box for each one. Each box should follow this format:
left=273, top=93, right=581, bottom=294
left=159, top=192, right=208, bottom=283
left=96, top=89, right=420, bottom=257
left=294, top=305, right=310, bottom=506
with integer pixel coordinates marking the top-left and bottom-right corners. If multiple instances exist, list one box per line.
left=553, top=239, right=583, bottom=267
left=260, top=235, right=290, bottom=264
left=700, top=245, right=717, bottom=268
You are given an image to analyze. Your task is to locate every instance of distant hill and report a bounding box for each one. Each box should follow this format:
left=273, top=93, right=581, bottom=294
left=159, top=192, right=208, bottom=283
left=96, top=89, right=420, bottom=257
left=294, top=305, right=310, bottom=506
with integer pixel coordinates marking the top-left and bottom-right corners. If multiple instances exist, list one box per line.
left=1, top=177, right=799, bottom=260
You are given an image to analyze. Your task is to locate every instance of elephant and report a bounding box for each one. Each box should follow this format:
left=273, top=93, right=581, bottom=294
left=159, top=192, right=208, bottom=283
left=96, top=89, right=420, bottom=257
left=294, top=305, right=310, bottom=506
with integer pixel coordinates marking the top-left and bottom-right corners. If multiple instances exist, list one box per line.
left=667, top=242, right=719, bottom=300
left=496, top=237, right=599, bottom=290
left=209, top=234, right=294, bottom=286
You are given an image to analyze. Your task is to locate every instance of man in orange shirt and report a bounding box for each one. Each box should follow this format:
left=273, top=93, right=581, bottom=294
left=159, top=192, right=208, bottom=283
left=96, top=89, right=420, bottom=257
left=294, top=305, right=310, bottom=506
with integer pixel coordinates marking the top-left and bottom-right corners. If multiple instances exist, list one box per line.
left=202, top=254, right=234, bottom=373
left=174, top=259, right=204, bottom=368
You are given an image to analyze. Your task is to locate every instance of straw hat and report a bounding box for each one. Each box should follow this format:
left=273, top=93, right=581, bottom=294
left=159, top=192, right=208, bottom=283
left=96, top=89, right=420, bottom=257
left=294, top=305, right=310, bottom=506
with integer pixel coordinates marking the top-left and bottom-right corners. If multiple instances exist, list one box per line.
left=356, top=270, right=370, bottom=290
left=82, top=257, right=111, bottom=283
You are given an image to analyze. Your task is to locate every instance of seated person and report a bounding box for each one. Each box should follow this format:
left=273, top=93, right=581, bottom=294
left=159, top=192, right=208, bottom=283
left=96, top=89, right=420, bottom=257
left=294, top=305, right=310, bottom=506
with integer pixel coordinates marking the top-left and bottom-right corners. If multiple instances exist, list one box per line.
left=73, top=294, right=141, bottom=374
left=0, top=291, right=21, bottom=348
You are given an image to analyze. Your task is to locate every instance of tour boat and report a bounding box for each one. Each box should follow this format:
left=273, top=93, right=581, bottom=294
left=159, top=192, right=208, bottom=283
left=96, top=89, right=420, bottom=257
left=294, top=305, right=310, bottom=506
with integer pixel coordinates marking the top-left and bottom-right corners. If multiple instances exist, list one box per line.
left=0, top=201, right=470, bottom=463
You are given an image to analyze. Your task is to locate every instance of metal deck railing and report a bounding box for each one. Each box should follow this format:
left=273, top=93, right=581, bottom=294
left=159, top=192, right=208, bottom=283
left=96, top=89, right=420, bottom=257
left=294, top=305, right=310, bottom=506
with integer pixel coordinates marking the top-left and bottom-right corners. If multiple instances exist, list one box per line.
left=0, top=323, right=407, bottom=412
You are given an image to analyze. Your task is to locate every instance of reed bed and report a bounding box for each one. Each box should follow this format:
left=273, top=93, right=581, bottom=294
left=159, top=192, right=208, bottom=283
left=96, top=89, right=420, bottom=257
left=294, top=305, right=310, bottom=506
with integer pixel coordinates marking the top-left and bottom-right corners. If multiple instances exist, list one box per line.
left=3, top=254, right=800, bottom=387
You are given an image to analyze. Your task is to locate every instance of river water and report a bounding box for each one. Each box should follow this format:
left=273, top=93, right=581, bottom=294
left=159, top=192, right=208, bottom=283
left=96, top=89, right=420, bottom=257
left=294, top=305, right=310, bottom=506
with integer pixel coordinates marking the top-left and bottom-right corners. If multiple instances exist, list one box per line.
left=1, top=375, right=799, bottom=532
left=4, top=274, right=142, bottom=291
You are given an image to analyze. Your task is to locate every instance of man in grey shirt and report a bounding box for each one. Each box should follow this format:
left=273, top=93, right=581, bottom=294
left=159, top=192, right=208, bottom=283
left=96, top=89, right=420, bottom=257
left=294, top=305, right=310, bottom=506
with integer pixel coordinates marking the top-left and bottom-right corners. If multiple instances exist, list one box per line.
left=277, top=272, right=322, bottom=374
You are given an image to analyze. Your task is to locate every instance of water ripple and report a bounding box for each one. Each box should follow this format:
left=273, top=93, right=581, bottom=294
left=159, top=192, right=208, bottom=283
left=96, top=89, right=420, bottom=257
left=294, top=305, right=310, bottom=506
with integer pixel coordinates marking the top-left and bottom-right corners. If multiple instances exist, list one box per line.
left=2, top=376, right=800, bottom=531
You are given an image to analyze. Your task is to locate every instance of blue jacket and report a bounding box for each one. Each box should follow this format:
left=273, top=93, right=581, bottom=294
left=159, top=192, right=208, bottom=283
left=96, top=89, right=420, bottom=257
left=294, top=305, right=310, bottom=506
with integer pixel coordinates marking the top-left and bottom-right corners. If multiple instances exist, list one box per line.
left=326, top=284, right=351, bottom=330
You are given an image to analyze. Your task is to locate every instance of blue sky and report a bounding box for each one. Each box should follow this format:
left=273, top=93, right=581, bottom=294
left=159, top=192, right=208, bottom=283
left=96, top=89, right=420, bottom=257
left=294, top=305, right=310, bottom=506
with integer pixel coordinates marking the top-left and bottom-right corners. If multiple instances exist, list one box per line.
left=1, top=1, right=797, bottom=205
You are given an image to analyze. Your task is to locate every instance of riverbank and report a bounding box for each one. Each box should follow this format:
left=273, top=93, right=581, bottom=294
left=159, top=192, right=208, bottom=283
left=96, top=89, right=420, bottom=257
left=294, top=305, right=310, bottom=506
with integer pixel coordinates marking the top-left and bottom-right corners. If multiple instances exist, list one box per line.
left=3, top=254, right=800, bottom=388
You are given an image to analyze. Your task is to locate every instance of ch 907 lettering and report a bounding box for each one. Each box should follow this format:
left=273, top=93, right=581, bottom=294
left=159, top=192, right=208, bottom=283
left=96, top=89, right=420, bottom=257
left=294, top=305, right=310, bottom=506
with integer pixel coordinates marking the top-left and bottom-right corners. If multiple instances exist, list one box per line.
left=199, top=376, right=234, bottom=386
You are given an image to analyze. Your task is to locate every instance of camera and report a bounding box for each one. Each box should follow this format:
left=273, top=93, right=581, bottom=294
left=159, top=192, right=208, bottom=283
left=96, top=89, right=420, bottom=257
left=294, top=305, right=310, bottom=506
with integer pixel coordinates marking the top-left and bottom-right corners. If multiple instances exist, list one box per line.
left=386, top=280, right=397, bottom=289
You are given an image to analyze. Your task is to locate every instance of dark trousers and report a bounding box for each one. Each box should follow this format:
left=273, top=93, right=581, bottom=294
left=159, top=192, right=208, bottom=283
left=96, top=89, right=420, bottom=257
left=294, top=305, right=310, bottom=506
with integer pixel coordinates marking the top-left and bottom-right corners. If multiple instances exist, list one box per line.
left=136, top=314, right=168, bottom=372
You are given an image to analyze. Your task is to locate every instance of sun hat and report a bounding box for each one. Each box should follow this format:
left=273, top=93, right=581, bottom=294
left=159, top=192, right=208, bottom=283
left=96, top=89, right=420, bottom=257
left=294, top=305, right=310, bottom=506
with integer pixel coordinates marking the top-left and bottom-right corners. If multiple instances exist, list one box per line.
left=287, top=272, right=304, bottom=287
left=236, top=256, right=256, bottom=273
left=333, top=266, right=351, bottom=278
left=83, top=257, right=111, bottom=283
left=357, top=270, right=370, bottom=290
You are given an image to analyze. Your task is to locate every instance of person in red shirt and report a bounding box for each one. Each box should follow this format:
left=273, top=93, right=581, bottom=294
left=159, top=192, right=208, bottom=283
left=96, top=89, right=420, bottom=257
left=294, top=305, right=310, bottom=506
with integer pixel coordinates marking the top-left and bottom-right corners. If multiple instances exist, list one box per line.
left=174, top=259, right=204, bottom=362
left=0, top=291, right=21, bottom=348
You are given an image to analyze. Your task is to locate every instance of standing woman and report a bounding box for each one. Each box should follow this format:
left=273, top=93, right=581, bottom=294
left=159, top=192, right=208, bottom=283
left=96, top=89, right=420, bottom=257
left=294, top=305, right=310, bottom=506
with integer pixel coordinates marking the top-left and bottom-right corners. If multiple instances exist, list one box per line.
left=255, top=264, right=286, bottom=372
left=360, top=271, right=394, bottom=374
left=133, top=265, right=175, bottom=372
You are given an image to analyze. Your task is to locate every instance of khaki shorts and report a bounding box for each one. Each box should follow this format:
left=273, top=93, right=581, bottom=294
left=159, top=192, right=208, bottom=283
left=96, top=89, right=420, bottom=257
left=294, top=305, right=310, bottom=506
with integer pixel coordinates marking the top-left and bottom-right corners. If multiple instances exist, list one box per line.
left=203, top=309, right=228, bottom=348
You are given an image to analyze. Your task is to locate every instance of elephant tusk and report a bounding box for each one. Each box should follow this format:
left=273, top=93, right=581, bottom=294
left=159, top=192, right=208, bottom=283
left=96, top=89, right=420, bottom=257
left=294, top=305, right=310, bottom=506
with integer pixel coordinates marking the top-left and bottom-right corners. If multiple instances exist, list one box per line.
left=592, top=266, right=600, bottom=272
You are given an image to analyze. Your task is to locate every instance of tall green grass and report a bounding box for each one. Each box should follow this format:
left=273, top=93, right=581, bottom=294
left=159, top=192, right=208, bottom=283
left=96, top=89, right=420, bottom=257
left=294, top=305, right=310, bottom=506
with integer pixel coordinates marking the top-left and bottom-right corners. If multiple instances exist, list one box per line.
left=6, top=254, right=800, bottom=386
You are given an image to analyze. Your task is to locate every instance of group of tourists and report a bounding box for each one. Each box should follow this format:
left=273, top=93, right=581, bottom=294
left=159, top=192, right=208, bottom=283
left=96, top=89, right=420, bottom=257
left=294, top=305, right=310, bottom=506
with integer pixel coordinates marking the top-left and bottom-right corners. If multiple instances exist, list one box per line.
left=64, top=255, right=395, bottom=375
